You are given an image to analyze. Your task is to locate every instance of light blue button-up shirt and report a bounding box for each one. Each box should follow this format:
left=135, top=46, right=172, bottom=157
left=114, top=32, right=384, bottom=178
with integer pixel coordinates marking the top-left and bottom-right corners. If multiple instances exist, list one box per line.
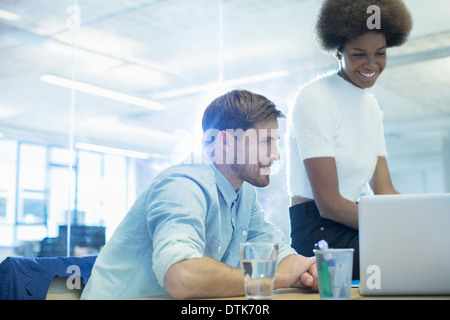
left=81, top=164, right=296, bottom=299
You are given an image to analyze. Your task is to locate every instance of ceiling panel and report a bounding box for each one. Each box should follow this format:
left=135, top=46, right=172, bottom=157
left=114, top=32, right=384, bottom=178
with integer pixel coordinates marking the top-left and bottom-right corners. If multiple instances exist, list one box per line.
left=0, top=0, right=449, bottom=160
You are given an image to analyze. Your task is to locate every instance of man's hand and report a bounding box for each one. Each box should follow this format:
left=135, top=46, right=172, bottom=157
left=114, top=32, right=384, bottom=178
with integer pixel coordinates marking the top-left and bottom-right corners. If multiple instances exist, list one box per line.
left=274, top=255, right=319, bottom=291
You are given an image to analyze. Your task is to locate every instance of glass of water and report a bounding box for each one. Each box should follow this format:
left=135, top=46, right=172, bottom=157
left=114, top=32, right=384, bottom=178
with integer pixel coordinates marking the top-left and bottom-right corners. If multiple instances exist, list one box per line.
left=240, top=242, right=278, bottom=300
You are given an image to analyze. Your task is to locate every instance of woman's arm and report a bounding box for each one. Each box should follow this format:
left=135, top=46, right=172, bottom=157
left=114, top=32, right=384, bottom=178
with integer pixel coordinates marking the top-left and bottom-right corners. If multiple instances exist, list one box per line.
left=303, top=157, right=359, bottom=229
left=370, top=156, right=399, bottom=195
left=304, top=156, right=399, bottom=230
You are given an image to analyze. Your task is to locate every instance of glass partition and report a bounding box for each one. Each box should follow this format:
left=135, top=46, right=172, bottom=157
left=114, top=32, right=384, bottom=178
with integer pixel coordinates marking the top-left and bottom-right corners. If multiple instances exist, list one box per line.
left=1, top=0, right=450, bottom=262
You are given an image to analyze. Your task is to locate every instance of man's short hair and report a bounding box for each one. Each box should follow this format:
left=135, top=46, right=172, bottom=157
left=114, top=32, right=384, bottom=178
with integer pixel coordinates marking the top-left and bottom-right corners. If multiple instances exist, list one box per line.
left=202, top=89, right=284, bottom=134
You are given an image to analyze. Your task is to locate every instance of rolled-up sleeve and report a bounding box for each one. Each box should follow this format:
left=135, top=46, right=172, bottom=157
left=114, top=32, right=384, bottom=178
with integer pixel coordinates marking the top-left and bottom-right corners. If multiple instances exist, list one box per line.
left=146, top=174, right=210, bottom=288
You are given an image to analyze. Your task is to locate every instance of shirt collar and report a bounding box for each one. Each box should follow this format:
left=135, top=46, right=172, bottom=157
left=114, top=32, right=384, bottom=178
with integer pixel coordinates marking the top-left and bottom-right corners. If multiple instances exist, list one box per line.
left=211, top=164, right=240, bottom=206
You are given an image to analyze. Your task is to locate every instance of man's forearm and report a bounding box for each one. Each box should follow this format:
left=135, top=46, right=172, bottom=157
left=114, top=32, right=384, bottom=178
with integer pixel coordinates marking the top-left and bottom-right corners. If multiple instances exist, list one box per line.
left=164, top=257, right=245, bottom=299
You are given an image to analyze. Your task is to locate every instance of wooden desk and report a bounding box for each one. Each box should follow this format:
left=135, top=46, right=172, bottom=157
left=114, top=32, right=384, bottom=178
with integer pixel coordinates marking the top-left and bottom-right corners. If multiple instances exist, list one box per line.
left=209, top=287, right=450, bottom=300
left=273, top=287, right=450, bottom=300
left=44, top=276, right=450, bottom=300
left=140, top=287, right=450, bottom=300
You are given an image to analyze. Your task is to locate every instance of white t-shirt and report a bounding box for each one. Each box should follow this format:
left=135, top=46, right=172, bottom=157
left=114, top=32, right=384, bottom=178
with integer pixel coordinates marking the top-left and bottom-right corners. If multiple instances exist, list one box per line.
left=286, top=72, right=387, bottom=202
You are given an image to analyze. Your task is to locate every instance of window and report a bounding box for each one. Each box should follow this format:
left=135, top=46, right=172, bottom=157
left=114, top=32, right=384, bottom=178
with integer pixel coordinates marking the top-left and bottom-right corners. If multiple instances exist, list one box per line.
left=0, top=140, right=143, bottom=258
left=0, top=197, right=6, bottom=219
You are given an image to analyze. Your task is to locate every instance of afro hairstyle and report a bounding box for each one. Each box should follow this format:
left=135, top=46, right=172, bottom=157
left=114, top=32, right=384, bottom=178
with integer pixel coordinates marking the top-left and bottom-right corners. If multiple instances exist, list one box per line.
left=315, top=0, right=413, bottom=53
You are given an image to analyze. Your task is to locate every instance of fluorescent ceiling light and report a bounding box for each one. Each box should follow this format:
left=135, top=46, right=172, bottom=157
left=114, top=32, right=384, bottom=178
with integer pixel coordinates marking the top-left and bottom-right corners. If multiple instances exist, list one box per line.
left=154, top=70, right=290, bottom=99
left=0, top=9, right=21, bottom=21
left=40, top=74, right=165, bottom=111
left=75, top=142, right=150, bottom=159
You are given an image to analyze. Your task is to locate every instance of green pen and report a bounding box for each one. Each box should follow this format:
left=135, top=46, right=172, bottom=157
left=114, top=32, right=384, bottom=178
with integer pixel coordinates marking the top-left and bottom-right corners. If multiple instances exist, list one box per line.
left=315, top=240, right=333, bottom=298
left=318, top=260, right=332, bottom=297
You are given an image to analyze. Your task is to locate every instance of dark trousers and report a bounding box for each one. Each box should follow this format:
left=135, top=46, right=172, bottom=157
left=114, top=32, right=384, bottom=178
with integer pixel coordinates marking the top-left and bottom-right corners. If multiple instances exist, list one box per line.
left=289, top=201, right=360, bottom=280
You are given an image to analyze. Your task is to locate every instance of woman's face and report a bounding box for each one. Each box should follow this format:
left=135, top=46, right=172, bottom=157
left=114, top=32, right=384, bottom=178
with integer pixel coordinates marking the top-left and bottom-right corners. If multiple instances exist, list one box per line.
left=338, top=31, right=387, bottom=89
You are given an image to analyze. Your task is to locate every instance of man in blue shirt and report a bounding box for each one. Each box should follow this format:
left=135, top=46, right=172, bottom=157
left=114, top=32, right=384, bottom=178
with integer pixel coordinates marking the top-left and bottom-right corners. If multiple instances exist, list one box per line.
left=81, top=90, right=318, bottom=299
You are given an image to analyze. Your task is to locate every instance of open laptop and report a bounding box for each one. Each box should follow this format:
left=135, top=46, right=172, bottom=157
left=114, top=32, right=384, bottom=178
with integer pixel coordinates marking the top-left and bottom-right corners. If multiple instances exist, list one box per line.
left=358, top=193, right=450, bottom=296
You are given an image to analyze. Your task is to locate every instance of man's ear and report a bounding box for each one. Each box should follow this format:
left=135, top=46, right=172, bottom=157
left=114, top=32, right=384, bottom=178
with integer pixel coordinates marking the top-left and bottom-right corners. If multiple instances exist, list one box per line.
left=217, top=130, right=233, bottom=151
left=215, top=130, right=235, bottom=165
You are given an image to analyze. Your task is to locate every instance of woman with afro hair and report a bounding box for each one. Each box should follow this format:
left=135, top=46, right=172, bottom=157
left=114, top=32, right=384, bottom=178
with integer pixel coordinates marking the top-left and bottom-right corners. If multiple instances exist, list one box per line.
left=286, top=0, right=412, bottom=279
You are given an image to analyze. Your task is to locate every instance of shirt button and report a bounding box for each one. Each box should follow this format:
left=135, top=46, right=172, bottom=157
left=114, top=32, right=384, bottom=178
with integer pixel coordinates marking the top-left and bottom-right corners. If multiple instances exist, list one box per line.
left=320, top=227, right=325, bottom=231
left=242, top=230, right=247, bottom=236
left=217, top=246, right=221, bottom=253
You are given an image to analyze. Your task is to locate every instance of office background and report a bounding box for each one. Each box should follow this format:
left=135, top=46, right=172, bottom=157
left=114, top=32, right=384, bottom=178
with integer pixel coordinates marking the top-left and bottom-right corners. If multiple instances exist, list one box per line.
left=0, top=0, right=449, bottom=261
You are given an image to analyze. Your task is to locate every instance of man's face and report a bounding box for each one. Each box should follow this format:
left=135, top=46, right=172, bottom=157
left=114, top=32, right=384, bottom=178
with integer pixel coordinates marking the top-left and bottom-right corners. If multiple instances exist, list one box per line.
left=230, top=119, right=280, bottom=188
